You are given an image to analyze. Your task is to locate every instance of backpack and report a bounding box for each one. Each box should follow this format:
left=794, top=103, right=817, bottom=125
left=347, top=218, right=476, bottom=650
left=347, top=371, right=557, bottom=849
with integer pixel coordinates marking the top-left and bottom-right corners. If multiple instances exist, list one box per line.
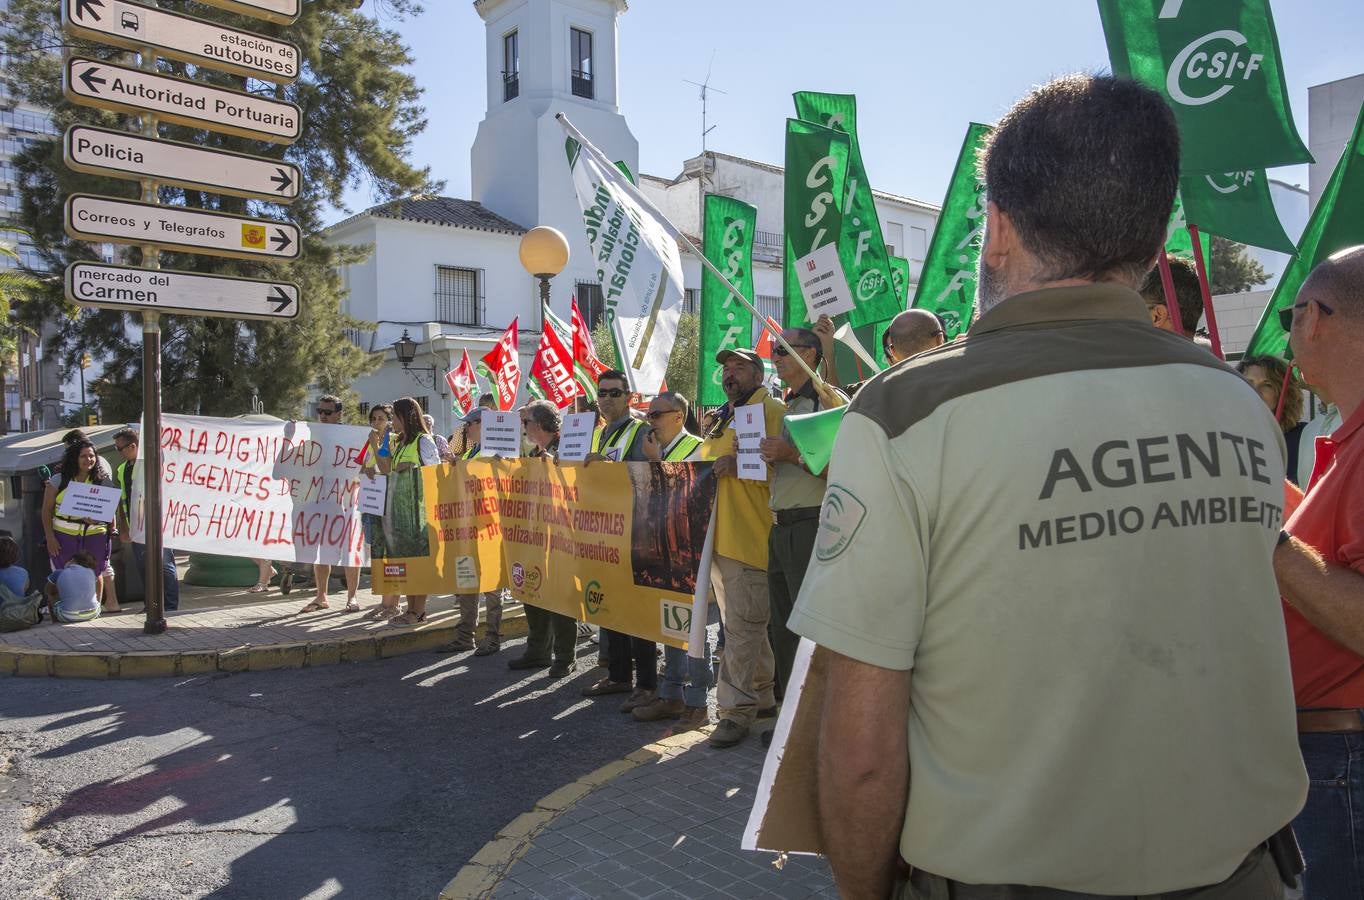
left=0, top=584, right=43, bottom=632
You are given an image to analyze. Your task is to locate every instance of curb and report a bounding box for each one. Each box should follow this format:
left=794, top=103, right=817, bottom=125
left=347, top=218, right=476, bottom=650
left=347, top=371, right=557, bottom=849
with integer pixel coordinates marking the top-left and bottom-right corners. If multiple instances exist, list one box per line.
left=438, top=728, right=711, bottom=900
left=0, top=613, right=528, bottom=680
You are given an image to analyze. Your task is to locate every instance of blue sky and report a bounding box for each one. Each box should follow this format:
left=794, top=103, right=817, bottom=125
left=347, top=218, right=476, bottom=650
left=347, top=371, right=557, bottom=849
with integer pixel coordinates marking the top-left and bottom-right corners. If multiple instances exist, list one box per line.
left=336, top=0, right=1364, bottom=221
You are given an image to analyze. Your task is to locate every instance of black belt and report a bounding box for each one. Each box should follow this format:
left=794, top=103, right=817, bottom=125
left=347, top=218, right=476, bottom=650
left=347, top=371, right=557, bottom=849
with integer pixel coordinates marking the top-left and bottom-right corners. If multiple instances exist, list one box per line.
left=774, top=506, right=821, bottom=526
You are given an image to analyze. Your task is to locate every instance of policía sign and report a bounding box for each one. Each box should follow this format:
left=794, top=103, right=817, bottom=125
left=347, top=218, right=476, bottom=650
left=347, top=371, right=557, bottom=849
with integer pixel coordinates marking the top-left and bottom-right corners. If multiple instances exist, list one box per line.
left=64, top=125, right=300, bottom=203
left=196, top=0, right=299, bottom=26
left=65, top=194, right=300, bottom=261
left=66, top=262, right=299, bottom=321
left=62, top=0, right=300, bottom=83
left=65, top=57, right=301, bottom=143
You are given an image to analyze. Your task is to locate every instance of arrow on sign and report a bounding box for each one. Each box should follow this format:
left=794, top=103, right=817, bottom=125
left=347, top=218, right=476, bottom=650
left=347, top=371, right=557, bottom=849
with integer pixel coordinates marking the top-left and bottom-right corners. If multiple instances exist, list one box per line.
left=74, top=0, right=104, bottom=21
left=270, top=168, right=293, bottom=193
left=78, top=66, right=106, bottom=93
left=269, top=286, right=293, bottom=313
left=270, top=229, right=292, bottom=253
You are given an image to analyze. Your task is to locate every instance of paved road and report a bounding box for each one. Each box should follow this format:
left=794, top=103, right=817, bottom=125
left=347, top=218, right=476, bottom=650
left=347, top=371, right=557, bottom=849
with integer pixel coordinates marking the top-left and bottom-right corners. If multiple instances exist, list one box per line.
left=0, top=637, right=659, bottom=899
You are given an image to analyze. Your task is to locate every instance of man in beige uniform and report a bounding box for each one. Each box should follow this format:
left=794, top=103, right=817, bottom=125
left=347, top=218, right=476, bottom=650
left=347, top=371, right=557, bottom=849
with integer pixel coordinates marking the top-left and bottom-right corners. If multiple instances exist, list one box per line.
left=789, top=74, right=1306, bottom=899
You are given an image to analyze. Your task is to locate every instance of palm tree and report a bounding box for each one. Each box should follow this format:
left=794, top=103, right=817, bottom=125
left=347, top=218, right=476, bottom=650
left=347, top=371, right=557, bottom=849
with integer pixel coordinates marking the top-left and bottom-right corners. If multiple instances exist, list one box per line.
left=0, top=228, right=41, bottom=434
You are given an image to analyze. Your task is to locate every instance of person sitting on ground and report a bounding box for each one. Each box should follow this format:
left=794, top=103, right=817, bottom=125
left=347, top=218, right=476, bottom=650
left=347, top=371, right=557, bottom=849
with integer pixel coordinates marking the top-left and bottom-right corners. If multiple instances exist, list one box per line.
left=44, top=551, right=101, bottom=624
left=0, top=535, right=29, bottom=598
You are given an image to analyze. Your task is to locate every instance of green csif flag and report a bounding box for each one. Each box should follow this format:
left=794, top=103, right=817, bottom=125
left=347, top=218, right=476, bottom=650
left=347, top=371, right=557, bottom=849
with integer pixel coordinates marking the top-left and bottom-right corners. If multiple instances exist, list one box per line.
left=1099, top=0, right=1311, bottom=173
left=698, top=195, right=757, bottom=407
left=1180, top=169, right=1296, bottom=255
left=911, top=123, right=991, bottom=340
left=1247, top=103, right=1364, bottom=357
left=888, top=255, right=911, bottom=308
left=787, top=405, right=847, bottom=477
left=1164, top=190, right=1212, bottom=260
left=793, top=92, right=900, bottom=328
left=783, top=119, right=850, bottom=327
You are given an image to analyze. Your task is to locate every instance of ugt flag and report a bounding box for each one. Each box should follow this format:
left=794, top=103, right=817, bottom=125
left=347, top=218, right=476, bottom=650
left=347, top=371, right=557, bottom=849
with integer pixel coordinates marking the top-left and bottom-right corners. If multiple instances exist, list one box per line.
left=1099, top=0, right=1311, bottom=173
left=560, top=115, right=685, bottom=396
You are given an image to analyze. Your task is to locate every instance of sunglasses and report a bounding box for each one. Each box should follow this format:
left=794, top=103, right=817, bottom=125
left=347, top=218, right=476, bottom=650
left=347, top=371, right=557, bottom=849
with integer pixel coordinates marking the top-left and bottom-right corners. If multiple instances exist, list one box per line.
left=646, top=409, right=679, bottom=420
left=771, top=344, right=816, bottom=357
left=1279, top=299, right=1335, bottom=332
left=318, top=407, right=341, bottom=415
left=114, top=443, right=133, bottom=452
left=597, top=388, right=628, bottom=398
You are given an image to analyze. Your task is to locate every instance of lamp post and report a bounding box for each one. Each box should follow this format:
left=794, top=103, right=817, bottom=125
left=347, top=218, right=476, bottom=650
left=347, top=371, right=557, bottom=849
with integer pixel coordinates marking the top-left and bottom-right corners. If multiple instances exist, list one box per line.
left=518, top=226, right=571, bottom=307
left=392, top=328, right=438, bottom=388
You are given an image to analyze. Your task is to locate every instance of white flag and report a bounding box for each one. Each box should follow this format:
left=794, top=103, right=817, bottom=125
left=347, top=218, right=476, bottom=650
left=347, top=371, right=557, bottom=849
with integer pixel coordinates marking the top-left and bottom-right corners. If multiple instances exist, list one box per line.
left=559, top=114, right=684, bottom=395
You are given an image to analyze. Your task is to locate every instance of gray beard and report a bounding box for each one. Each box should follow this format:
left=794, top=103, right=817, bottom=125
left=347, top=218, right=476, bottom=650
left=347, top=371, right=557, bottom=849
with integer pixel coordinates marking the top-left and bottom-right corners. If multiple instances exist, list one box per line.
left=975, top=253, right=1007, bottom=315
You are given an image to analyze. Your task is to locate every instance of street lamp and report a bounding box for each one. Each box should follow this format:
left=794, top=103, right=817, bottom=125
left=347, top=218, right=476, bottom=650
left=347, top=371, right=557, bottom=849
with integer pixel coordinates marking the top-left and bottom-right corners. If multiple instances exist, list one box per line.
left=519, top=226, right=570, bottom=305
left=392, top=328, right=438, bottom=388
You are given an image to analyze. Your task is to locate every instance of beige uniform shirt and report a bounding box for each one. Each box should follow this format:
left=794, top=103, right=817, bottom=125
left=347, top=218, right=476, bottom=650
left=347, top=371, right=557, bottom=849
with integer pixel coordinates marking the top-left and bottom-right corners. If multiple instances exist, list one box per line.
left=770, top=380, right=837, bottom=511
left=789, top=284, right=1306, bottom=894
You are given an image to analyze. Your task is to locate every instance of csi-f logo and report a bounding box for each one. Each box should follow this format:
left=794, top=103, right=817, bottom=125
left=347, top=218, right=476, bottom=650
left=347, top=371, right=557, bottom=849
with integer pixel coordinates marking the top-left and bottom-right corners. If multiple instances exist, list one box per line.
left=660, top=599, right=692, bottom=641
left=804, top=154, right=838, bottom=250
left=856, top=269, right=885, bottom=303
left=511, top=562, right=525, bottom=589
left=584, top=580, right=605, bottom=614
left=1165, top=29, right=1264, bottom=107
left=1204, top=170, right=1256, bottom=194
left=721, top=217, right=747, bottom=281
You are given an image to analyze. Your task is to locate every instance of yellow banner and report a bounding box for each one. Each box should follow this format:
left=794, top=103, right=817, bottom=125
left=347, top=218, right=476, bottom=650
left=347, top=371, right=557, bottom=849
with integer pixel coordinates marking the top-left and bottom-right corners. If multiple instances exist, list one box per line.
left=371, top=459, right=716, bottom=647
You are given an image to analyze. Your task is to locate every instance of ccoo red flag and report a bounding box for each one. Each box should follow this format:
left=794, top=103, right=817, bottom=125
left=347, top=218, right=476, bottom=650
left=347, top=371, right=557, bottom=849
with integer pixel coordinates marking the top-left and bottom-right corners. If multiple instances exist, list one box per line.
left=479, top=318, right=522, bottom=411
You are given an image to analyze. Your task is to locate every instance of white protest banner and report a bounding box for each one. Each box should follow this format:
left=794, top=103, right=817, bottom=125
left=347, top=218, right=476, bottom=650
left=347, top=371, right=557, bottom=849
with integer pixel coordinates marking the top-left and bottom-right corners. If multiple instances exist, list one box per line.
left=480, top=411, right=523, bottom=459
left=735, top=403, right=767, bottom=480
left=358, top=476, right=387, bottom=517
left=557, top=412, right=597, bottom=462
left=129, top=414, right=370, bottom=566
left=797, top=242, right=856, bottom=321
left=57, top=482, right=123, bottom=523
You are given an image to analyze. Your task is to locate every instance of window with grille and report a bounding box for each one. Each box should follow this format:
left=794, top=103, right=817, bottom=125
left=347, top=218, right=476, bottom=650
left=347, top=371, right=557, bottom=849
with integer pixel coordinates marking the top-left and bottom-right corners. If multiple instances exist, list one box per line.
left=503, top=30, right=519, bottom=102
left=434, top=265, right=479, bottom=325
left=753, top=294, right=783, bottom=341
left=684, top=288, right=699, bottom=314
left=571, top=28, right=594, bottom=99
left=576, top=280, right=605, bottom=328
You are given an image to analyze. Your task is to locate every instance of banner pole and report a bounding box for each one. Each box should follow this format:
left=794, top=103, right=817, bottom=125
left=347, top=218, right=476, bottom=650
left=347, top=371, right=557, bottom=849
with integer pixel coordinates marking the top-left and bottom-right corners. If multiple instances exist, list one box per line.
left=1274, top=363, right=1293, bottom=425
left=1186, top=223, right=1225, bottom=360
left=687, top=504, right=717, bottom=660
left=1156, top=251, right=1185, bottom=338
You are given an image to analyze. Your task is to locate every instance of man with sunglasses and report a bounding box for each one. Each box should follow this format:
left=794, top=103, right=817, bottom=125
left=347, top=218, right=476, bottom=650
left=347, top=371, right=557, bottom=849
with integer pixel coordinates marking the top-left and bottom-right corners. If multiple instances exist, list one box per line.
left=301, top=395, right=362, bottom=613
left=112, top=427, right=179, bottom=611
left=881, top=309, right=947, bottom=366
left=1272, top=246, right=1364, bottom=899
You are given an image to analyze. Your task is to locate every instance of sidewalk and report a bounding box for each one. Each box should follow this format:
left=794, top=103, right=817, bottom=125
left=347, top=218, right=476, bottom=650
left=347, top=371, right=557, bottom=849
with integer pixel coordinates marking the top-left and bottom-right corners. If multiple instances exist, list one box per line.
left=0, top=566, right=523, bottom=678
left=453, top=728, right=837, bottom=899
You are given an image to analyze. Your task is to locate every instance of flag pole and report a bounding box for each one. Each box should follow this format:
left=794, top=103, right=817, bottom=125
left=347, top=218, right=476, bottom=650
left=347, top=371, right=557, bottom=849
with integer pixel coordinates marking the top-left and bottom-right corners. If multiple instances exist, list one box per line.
left=556, top=113, right=829, bottom=396
left=1186, top=223, right=1226, bottom=360
left=1274, top=364, right=1293, bottom=425
left=1156, top=251, right=1185, bottom=337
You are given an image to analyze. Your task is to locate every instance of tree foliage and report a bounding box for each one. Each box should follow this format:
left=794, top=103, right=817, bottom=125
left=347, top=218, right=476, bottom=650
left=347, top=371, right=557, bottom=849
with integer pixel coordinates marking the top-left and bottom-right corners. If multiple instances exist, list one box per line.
left=1, top=0, right=434, bottom=421
left=1208, top=235, right=1271, bottom=296
left=588, top=313, right=698, bottom=405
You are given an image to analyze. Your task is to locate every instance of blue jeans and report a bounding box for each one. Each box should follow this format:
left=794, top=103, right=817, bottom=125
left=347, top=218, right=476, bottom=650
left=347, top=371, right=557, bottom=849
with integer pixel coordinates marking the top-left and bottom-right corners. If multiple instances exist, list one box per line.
left=1294, top=729, right=1364, bottom=899
left=132, top=543, right=179, bottom=611
left=660, top=603, right=716, bottom=707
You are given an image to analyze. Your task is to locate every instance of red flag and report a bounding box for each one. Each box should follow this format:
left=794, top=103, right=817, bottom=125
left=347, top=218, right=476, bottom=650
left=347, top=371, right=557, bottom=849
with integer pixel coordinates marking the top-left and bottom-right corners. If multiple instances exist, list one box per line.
left=479, top=318, right=522, bottom=411
left=571, top=295, right=610, bottom=379
left=754, top=316, right=781, bottom=359
left=530, top=314, right=583, bottom=408
left=445, top=350, right=478, bottom=416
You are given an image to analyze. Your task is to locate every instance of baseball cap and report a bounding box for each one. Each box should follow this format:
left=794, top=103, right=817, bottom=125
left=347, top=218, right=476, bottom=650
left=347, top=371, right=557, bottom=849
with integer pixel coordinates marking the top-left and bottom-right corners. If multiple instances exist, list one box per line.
left=459, top=407, right=485, bottom=424
left=715, top=347, right=763, bottom=368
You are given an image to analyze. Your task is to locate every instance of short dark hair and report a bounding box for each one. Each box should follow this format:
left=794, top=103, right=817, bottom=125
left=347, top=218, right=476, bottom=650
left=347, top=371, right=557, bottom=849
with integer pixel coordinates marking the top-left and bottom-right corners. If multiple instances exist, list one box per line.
left=597, top=369, right=630, bottom=391
left=113, top=427, right=138, bottom=447
left=1139, top=256, right=1204, bottom=334
left=61, top=429, right=88, bottom=446
left=0, top=535, right=19, bottom=569
left=69, top=551, right=97, bottom=570
left=368, top=403, right=393, bottom=424
left=979, top=74, right=1180, bottom=285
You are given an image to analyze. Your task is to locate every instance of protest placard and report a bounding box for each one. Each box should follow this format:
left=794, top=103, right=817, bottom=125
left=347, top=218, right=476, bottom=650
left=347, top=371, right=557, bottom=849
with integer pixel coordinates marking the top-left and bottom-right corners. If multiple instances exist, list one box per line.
left=557, top=412, right=597, bottom=462
left=735, top=403, right=767, bottom=480
left=480, top=411, right=522, bottom=458
left=57, top=482, right=123, bottom=523
left=358, top=475, right=386, bottom=517
left=796, top=242, right=856, bottom=321
left=129, top=414, right=370, bottom=566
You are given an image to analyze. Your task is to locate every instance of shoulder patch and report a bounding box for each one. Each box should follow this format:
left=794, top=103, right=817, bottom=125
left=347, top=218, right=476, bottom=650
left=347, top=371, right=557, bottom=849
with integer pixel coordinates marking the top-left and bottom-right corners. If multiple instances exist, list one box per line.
left=815, top=484, right=867, bottom=561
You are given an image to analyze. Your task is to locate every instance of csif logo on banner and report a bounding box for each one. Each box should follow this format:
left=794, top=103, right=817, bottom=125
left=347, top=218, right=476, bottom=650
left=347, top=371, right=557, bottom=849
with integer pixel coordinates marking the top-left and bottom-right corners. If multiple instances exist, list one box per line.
left=1204, top=170, right=1256, bottom=194
left=1160, top=2, right=1263, bottom=107
left=584, top=579, right=606, bottom=614
left=659, top=599, right=692, bottom=641
left=804, top=155, right=838, bottom=251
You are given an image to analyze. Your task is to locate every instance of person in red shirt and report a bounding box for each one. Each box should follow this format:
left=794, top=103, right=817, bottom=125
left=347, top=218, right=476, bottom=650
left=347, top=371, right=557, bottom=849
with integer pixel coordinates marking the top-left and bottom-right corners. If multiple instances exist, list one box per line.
left=1275, top=245, right=1364, bottom=900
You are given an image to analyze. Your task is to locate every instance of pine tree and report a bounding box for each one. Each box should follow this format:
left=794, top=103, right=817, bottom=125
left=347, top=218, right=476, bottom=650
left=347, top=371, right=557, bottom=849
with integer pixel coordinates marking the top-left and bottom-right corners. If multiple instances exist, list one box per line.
left=1, top=0, right=433, bottom=422
left=1208, top=235, right=1271, bottom=296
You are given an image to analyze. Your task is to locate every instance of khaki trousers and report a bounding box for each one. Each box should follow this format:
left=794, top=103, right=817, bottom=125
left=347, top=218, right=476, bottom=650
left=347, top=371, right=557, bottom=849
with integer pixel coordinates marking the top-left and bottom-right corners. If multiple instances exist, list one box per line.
left=712, top=553, right=775, bottom=727
left=456, top=591, right=502, bottom=645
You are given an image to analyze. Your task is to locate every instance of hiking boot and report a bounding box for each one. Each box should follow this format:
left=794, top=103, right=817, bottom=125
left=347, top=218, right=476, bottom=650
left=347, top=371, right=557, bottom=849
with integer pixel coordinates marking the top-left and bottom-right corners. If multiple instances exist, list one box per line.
left=507, top=655, right=550, bottom=671
left=437, top=638, right=476, bottom=654
left=708, top=718, right=748, bottom=749
left=473, top=643, right=499, bottom=657
left=632, top=696, right=685, bottom=722
left=582, top=677, right=632, bottom=697
left=548, top=660, right=576, bottom=678
left=620, top=688, right=656, bottom=714
left=279, top=572, right=293, bottom=595
left=676, top=706, right=710, bottom=732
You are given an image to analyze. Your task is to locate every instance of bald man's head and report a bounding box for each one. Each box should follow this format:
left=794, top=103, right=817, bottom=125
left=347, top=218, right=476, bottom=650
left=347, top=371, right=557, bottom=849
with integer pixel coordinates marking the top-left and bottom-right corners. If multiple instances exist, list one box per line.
left=1289, top=245, right=1364, bottom=394
left=1300, top=245, right=1364, bottom=322
left=883, top=309, right=946, bottom=363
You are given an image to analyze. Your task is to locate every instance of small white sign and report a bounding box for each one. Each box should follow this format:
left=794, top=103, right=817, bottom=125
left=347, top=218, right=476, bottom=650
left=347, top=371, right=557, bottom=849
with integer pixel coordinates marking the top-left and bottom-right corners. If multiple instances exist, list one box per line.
left=358, top=476, right=386, bottom=517
left=57, top=482, right=123, bottom=523
left=455, top=556, right=479, bottom=590
left=65, top=194, right=300, bottom=262
left=66, top=262, right=298, bottom=321
left=480, top=411, right=523, bottom=459
left=734, top=403, right=767, bottom=481
left=796, top=242, right=856, bottom=321
left=557, top=412, right=597, bottom=462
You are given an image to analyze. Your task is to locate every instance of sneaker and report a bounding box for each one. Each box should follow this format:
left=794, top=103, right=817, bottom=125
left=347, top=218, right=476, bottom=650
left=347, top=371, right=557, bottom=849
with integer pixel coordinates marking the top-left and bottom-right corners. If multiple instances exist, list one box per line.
left=632, top=696, right=685, bottom=722
left=548, top=661, right=576, bottom=678
left=708, top=718, right=748, bottom=749
left=279, top=572, right=293, bottom=595
left=620, top=688, right=656, bottom=713
left=581, top=677, right=632, bottom=697
left=675, top=706, right=710, bottom=732
left=576, top=622, right=594, bottom=638
left=473, top=643, right=500, bottom=657
left=507, top=655, right=550, bottom=671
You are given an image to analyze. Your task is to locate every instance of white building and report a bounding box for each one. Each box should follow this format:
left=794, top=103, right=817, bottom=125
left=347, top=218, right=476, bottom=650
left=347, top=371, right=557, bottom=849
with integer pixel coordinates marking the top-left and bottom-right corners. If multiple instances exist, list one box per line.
left=327, top=0, right=939, bottom=437
left=1308, top=74, right=1364, bottom=212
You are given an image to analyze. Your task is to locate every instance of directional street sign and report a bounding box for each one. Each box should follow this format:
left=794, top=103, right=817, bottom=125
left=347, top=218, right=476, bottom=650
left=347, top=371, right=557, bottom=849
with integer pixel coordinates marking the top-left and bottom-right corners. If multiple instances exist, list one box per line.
left=65, top=126, right=300, bottom=203
left=63, top=0, right=300, bottom=83
left=66, top=262, right=299, bottom=320
left=196, top=0, right=299, bottom=26
left=65, top=193, right=301, bottom=261
left=65, top=57, right=302, bottom=144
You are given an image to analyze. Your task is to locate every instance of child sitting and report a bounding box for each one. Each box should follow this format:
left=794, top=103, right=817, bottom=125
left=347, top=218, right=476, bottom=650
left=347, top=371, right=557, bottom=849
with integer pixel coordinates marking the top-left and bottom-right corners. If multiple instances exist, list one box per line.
left=45, top=552, right=101, bottom=623
left=0, top=535, right=29, bottom=598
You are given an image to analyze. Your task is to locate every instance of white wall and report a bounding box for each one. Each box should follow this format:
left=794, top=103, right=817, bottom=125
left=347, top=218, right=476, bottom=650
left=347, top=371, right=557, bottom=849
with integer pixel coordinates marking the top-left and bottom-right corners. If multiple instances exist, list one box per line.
left=1308, top=74, right=1364, bottom=212
left=1241, top=180, right=1309, bottom=289
left=1211, top=289, right=1271, bottom=358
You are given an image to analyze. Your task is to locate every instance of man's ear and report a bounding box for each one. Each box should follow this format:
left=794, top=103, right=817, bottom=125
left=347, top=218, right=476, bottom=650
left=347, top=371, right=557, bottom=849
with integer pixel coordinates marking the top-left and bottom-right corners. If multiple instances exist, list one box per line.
left=981, top=201, right=1014, bottom=271
left=1149, top=303, right=1170, bottom=328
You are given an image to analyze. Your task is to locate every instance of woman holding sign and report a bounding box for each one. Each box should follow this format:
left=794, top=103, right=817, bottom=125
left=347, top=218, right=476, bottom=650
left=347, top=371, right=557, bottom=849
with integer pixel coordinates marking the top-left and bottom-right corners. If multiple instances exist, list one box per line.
left=42, top=438, right=117, bottom=613
left=375, top=397, right=440, bottom=627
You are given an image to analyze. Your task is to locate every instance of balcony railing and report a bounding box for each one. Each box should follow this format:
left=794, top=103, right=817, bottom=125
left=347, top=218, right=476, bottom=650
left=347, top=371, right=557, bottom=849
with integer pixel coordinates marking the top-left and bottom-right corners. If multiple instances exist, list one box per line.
left=571, top=70, right=594, bottom=100
left=502, top=72, right=519, bottom=102
left=753, top=229, right=783, bottom=262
